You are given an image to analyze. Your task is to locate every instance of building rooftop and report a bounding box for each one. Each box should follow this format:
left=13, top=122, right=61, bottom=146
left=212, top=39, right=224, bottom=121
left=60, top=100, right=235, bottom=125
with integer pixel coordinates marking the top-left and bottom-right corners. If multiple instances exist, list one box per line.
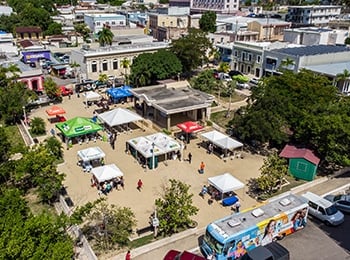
left=130, top=81, right=214, bottom=114
left=15, top=26, right=42, bottom=34
left=285, top=27, right=332, bottom=33
left=288, top=5, right=342, bottom=8
left=274, top=45, right=349, bottom=56
left=303, top=61, right=350, bottom=77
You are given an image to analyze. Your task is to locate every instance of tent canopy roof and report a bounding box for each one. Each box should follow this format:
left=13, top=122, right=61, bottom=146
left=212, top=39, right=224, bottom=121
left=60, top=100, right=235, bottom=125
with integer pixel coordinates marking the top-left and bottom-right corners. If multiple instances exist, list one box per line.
left=201, top=130, right=243, bottom=150
left=98, top=108, right=143, bottom=127
left=127, top=136, right=165, bottom=158
left=208, top=173, right=245, bottom=194
left=83, top=91, right=102, bottom=102
left=177, top=121, right=203, bottom=133
left=46, top=105, right=66, bottom=116
left=77, top=146, right=105, bottom=162
left=91, top=164, right=123, bottom=183
left=56, top=117, right=103, bottom=138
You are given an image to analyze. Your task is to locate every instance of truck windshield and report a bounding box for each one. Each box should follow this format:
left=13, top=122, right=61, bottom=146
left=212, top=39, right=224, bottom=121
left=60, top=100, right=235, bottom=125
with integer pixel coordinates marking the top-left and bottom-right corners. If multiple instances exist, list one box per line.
left=204, top=230, right=224, bottom=255
left=326, top=205, right=338, bottom=215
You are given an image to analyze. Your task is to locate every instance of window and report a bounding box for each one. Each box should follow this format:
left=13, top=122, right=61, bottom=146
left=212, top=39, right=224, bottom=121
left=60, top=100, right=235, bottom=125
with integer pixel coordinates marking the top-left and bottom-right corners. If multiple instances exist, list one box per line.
left=91, top=61, right=97, bottom=72
left=113, top=59, right=118, bottom=70
left=242, top=52, right=246, bottom=61
left=102, top=60, right=108, bottom=71
left=119, top=21, right=124, bottom=25
left=234, top=51, right=238, bottom=57
left=257, top=55, right=261, bottom=63
left=308, top=201, right=317, bottom=209
left=112, top=21, right=116, bottom=25
left=296, top=162, right=307, bottom=172
left=248, top=54, right=252, bottom=61
left=318, top=207, right=326, bottom=215
left=96, top=22, right=101, bottom=26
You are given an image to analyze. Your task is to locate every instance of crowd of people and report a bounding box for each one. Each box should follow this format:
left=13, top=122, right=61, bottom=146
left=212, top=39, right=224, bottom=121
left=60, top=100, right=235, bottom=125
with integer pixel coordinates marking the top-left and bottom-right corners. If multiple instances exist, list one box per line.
left=91, top=176, right=125, bottom=196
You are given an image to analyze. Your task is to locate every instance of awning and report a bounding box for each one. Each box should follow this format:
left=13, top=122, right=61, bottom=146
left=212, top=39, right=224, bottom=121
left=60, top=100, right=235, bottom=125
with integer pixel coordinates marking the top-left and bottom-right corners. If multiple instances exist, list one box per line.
left=98, top=108, right=143, bottom=127
left=177, top=121, right=203, bottom=133
left=83, top=91, right=102, bottom=102
left=56, top=117, right=103, bottom=138
left=46, top=105, right=66, bottom=116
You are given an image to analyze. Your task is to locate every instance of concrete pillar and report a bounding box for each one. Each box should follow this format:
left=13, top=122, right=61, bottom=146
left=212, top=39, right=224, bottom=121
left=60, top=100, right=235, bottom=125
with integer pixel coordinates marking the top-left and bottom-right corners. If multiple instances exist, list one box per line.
left=166, top=116, right=171, bottom=130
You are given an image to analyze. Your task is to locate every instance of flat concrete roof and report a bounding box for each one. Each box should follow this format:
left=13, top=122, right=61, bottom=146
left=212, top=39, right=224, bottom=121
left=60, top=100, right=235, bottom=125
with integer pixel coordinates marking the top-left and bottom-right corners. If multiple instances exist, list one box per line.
left=303, top=61, right=350, bottom=77
left=130, top=81, right=214, bottom=114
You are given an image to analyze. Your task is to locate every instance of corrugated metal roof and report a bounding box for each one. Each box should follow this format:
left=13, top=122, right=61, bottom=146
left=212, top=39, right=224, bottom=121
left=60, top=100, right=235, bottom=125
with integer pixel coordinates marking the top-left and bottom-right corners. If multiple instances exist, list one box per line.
left=275, top=45, right=349, bottom=57
left=280, top=145, right=320, bottom=165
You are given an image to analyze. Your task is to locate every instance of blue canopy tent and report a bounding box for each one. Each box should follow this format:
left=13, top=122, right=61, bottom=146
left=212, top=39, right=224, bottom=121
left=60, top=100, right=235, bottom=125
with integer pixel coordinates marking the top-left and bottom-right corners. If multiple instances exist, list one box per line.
left=106, top=86, right=133, bottom=103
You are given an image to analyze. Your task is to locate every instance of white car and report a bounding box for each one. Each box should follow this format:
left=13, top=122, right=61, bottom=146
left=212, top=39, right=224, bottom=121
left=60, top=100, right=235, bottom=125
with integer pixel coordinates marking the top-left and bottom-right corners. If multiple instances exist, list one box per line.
left=236, top=82, right=250, bottom=89
left=249, top=78, right=260, bottom=85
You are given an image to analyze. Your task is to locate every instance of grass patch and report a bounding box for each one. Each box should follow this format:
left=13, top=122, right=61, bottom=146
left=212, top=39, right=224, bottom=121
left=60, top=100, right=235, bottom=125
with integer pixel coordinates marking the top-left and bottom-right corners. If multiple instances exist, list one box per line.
left=25, top=188, right=56, bottom=216
left=213, top=93, right=246, bottom=103
left=4, top=125, right=26, bottom=154
left=210, top=111, right=233, bottom=129
left=129, top=234, right=156, bottom=248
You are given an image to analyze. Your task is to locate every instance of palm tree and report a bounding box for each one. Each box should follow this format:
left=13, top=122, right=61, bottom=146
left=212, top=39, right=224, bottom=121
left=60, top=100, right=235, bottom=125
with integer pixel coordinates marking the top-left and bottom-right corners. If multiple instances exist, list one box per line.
left=336, top=69, right=350, bottom=94
left=45, top=136, right=63, bottom=160
left=279, top=58, right=295, bottom=71
left=218, top=62, right=230, bottom=73
left=98, top=27, right=114, bottom=47
left=121, top=58, right=131, bottom=84
left=30, top=117, right=46, bottom=135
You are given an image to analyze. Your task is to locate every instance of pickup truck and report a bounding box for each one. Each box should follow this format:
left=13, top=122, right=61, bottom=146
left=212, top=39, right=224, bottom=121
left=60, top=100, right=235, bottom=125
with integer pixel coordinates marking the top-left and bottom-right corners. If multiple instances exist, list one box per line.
left=239, top=242, right=290, bottom=260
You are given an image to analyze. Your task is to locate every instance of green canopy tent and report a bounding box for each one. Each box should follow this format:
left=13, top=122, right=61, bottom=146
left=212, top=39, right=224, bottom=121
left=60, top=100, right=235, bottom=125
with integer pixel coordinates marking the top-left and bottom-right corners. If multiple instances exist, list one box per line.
left=56, top=117, right=103, bottom=148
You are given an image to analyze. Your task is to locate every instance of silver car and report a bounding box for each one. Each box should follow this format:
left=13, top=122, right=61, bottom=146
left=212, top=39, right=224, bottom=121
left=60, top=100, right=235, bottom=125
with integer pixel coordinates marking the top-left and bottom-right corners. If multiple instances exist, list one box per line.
left=324, top=194, right=350, bottom=213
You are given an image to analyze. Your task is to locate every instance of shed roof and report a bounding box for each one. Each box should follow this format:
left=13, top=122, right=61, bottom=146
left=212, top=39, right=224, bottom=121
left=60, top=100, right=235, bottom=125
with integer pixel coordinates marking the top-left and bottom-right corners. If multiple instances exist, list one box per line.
left=279, top=145, right=320, bottom=165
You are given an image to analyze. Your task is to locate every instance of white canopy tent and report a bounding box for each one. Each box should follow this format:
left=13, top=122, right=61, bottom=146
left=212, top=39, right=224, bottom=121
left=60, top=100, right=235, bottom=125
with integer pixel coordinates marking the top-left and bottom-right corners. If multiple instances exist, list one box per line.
left=146, top=133, right=181, bottom=153
left=83, top=91, right=102, bottom=102
left=208, top=173, right=245, bottom=199
left=98, top=108, right=143, bottom=127
left=127, top=136, right=165, bottom=158
left=201, top=130, right=243, bottom=154
left=91, top=164, right=123, bottom=183
left=77, top=147, right=105, bottom=162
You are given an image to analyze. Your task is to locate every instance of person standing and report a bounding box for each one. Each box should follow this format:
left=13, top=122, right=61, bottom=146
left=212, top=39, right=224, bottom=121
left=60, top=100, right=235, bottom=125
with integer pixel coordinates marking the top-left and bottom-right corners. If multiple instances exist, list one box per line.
left=199, top=161, right=205, bottom=174
left=137, top=179, right=143, bottom=191
left=188, top=152, right=192, bottom=164
left=235, top=200, right=241, bottom=213
left=125, top=250, right=131, bottom=260
left=119, top=176, right=125, bottom=190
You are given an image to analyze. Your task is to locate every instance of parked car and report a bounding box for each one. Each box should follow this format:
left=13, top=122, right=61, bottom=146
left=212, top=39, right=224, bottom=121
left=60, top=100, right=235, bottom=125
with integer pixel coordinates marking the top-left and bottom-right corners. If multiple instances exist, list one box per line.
left=239, top=242, right=290, bottom=260
left=302, top=191, right=344, bottom=226
left=324, top=194, right=350, bottom=213
left=219, top=73, right=232, bottom=82
left=229, top=70, right=244, bottom=77
left=59, top=85, right=73, bottom=96
left=249, top=78, right=260, bottom=85
left=237, top=82, right=250, bottom=89
left=163, top=250, right=205, bottom=260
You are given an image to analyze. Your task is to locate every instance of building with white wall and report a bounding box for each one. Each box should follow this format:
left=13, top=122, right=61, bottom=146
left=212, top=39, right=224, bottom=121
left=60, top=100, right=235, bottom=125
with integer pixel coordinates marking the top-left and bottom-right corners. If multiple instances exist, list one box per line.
left=284, top=27, right=348, bottom=46
left=0, top=31, right=17, bottom=54
left=286, top=5, right=342, bottom=26
left=190, top=0, right=239, bottom=14
left=70, top=42, right=169, bottom=80
left=84, top=13, right=127, bottom=34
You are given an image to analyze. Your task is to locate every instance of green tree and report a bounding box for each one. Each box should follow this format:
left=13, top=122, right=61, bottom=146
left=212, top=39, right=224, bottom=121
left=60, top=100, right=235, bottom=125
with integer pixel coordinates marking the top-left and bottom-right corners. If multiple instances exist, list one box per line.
left=0, top=127, right=10, bottom=163
left=171, top=28, right=212, bottom=73
left=155, top=179, right=198, bottom=236
left=74, top=23, right=91, bottom=42
left=218, top=62, right=230, bottom=73
left=255, top=153, right=289, bottom=195
left=98, top=27, right=114, bottom=46
left=121, top=58, right=131, bottom=84
left=279, top=57, right=295, bottom=71
left=45, top=22, right=62, bottom=36
left=130, top=50, right=182, bottom=87
left=190, top=69, right=217, bottom=93
left=44, top=77, right=59, bottom=98
left=0, top=188, right=73, bottom=259
left=336, top=69, right=350, bottom=93
left=80, top=199, right=136, bottom=251
left=199, top=11, right=217, bottom=33
left=345, top=37, right=350, bottom=45
left=30, top=117, right=46, bottom=135
left=44, top=136, right=63, bottom=160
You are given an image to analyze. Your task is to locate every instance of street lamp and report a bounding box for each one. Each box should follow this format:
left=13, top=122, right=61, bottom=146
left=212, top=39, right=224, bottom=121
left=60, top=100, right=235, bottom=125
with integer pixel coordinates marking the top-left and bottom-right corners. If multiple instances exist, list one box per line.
left=180, top=135, right=185, bottom=161
left=151, top=142, right=155, bottom=170
left=22, top=106, right=27, bottom=127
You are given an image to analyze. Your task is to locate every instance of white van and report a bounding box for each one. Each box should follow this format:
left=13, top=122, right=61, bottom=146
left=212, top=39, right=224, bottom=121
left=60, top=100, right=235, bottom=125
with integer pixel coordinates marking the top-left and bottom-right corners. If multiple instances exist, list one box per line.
left=301, top=191, right=344, bottom=226
left=218, top=73, right=232, bottom=82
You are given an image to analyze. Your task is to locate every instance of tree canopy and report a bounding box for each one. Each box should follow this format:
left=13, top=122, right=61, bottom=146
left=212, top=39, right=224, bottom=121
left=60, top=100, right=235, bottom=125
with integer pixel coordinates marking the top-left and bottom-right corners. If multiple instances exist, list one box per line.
left=98, top=27, right=114, bottom=47
left=230, top=69, right=350, bottom=166
left=199, top=11, right=217, bottom=33
left=130, top=49, right=182, bottom=87
left=170, top=28, right=212, bottom=73
left=155, top=179, right=198, bottom=236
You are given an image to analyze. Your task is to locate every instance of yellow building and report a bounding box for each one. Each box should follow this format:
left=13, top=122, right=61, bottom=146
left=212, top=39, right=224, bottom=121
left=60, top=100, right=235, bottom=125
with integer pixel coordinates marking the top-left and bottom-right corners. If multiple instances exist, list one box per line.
left=247, top=19, right=291, bottom=41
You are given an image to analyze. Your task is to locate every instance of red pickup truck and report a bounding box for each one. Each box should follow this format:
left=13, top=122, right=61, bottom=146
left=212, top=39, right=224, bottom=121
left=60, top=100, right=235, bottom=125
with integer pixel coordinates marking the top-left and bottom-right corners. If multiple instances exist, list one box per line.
left=59, top=86, right=73, bottom=96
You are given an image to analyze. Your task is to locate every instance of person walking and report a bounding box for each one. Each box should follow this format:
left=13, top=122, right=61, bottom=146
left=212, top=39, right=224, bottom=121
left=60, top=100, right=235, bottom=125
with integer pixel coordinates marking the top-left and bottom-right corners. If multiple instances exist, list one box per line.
left=119, top=176, right=125, bottom=190
left=137, top=179, right=143, bottom=191
left=125, top=250, right=131, bottom=260
left=188, top=152, right=192, bottom=164
left=235, top=200, right=241, bottom=213
left=199, top=161, right=205, bottom=174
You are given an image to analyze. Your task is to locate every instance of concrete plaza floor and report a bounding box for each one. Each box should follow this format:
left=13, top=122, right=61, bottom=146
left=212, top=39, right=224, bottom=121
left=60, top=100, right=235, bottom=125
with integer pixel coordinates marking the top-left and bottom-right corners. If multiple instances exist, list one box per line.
left=29, top=93, right=265, bottom=256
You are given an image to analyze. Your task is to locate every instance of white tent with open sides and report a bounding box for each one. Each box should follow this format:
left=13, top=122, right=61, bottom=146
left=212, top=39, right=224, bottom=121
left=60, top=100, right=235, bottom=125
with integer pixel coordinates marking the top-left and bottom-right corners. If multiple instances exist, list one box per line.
left=201, top=130, right=243, bottom=150
left=208, top=173, right=245, bottom=199
left=91, top=164, right=124, bottom=183
left=77, top=147, right=105, bottom=162
left=84, top=91, right=102, bottom=102
left=98, top=108, right=143, bottom=127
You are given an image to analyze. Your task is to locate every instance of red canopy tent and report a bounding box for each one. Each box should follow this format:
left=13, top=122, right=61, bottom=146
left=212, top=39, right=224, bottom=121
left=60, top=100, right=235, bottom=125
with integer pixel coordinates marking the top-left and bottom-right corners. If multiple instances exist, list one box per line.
left=46, top=106, right=66, bottom=122
left=177, top=121, right=203, bottom=144
left=177, top=121, right=203, bottom=133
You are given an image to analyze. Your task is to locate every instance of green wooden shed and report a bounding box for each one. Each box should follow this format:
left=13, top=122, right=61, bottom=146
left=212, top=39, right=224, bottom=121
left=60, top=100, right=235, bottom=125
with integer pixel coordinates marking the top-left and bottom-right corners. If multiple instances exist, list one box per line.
left=279, top=145, right=320, bottom=181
